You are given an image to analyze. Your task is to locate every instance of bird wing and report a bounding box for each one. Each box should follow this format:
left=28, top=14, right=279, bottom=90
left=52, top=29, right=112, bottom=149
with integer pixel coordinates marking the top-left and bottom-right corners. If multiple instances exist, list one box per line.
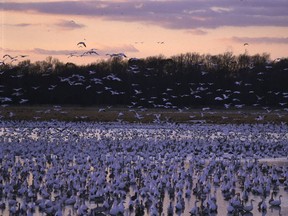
left=77, top=42, right=86, bottom=47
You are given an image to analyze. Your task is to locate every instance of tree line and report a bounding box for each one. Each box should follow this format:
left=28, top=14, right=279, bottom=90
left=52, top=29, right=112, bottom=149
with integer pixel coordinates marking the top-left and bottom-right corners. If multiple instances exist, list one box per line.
left=0, top=52, right=288, bottom=109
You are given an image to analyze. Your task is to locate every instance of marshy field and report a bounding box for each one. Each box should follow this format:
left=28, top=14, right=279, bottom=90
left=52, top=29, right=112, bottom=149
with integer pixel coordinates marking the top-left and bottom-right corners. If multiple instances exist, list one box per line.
left=1, top=105, right=288, bottom=124
left=0, top=54, right=288, bottom=215
left=0, top=118, right=287, bottom=216
left=2, top=0, right=288, bottom=214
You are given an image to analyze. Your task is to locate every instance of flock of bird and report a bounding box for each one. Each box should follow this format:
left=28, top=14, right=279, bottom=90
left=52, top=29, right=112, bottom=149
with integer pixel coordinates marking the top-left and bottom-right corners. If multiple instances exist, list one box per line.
left=1, top=41, right=128, bottom=65
left=1, top=41, right=288, bottom=117
left=1, top=39, right=167, bottom=65
left=1, top=50, right=288, bottom=123
left=70, top=41, right=128, bottom=59
left=0, top=121, right=287, bottom=215
left=1, top=37, right=288, bottom=216
left=0, top=54, right=29, bottom=65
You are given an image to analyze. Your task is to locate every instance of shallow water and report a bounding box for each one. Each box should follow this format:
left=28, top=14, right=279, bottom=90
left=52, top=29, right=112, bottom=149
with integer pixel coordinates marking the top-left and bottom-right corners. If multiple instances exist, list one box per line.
left=0, top=121, right=287, bottom=216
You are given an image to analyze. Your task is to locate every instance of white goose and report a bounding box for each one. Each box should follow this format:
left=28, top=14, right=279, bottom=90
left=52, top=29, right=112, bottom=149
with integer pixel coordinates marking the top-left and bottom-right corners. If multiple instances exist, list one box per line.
left=269, top=195, right=282, bottom=206
left=242, top=199, right=254, bottom=212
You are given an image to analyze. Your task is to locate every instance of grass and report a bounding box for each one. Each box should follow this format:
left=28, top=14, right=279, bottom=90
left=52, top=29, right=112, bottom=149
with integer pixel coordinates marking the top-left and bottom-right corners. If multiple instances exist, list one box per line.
left=0, top=105, right=287, bottom=124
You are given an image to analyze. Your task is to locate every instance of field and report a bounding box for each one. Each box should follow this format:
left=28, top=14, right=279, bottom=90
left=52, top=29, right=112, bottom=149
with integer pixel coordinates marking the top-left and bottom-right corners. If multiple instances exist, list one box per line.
left=0, top=120, right=287, bottom=215
left=1, top=105, right=288, bottom=216
left=1, top=105, right=288, bottom=124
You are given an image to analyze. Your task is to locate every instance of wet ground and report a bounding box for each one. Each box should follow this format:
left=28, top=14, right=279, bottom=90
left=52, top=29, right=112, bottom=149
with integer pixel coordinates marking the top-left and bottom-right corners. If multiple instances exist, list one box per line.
left=0, top=121, right=287, bottom=215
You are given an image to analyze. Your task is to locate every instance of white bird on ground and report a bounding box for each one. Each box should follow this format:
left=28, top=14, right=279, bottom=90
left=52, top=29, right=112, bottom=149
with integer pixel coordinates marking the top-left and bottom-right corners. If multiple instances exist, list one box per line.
left=242, top=199, right=254, bottom=212
left=269, top=195, right=282, bottom=206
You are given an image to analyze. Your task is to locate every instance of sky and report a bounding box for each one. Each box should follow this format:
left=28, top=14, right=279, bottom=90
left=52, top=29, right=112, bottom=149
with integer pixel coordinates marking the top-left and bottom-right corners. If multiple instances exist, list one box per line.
left=1, top=0, right=288, bottom=65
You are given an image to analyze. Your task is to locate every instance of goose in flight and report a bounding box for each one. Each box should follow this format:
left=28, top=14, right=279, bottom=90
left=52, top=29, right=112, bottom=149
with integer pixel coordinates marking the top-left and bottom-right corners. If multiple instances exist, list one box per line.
left=106, top=53, right=127, bottom=58
left=77, top=42, right=86, bottom=47
left=3, top=54, right=18, bottom=63
left=19, top=55, right=28, bottom=58
left=67, top=52, right=79, bottom=58
left=81, top=49, right=99, bottom=56
left=118, top=53, right=127, bottom=58
left=3, top=54, right=15, bottom=59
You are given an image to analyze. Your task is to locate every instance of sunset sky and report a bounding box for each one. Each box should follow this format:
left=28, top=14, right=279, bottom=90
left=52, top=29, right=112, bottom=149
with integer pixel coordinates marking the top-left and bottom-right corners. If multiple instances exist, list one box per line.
left=1, top=0, right=288, bottom=65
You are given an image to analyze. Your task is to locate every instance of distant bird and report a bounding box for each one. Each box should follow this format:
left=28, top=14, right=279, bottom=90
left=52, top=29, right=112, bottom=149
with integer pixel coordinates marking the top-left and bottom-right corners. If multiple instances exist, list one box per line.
left=134, top=112, right=144, bottom=120
left=242, top=199, right=255, bottom=212
left=235, top=104, right=245, bottom=109
left=255, top=115, right=264, bottom=121
left=19, top=55, right=28, bottom=58
left=13, top=88, right=22, bottom=92
left=269, top=195, right=282, bottom=206
left=68, top=52, right=79, bottom=58
left=215, top=97, right=223, bottom=101
left=98, top=108, right=105, bottom=112
left=3, top=54, right=18, bottom=63
left=3, top=54, right=16, bottom=59
left=106, top=53, right=127, bottom=58
left=48, top=85, right=57, bottom=90
left=258, top=198, right=267, bottom=212
left=222, top=94, right=230, bottom=99
left=77, top=42, right=86, bottom=47
left=19, top=99, right=29, bottom=104
left=167, top=202, right=174, bottom=216
left=190, top=200, right=199, bottom=215
left=244, top=43, right=249, bottom=46
left=0, top=202, right=5, bottom=210
left=273, top=58, right=281, bottom=62
left=128, top=57, right=141, bottom=63
left=117, top=53, right=127, bottom=58
left=81, top=49, right=99, bottom=56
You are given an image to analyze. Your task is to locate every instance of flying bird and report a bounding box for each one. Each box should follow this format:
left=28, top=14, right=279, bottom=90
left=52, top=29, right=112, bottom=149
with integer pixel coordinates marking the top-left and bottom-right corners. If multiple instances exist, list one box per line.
left=106, top=53, right=127, bottom=58
left=77, top=42, right=86, bottom=47
left=3, top=54, right=17, bottom=60
left=81, top=49, right=99, bottom=56
left=19, top=55, right=28, bottom=58
left=67, top=52, right=79, bottom=58
left=244, top=43, right=249, bottom=46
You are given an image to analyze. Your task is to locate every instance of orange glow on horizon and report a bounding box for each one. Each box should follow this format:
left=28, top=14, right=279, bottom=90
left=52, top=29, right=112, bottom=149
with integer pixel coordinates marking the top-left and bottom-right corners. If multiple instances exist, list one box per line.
left=1, top=2, right=288, bottom=65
